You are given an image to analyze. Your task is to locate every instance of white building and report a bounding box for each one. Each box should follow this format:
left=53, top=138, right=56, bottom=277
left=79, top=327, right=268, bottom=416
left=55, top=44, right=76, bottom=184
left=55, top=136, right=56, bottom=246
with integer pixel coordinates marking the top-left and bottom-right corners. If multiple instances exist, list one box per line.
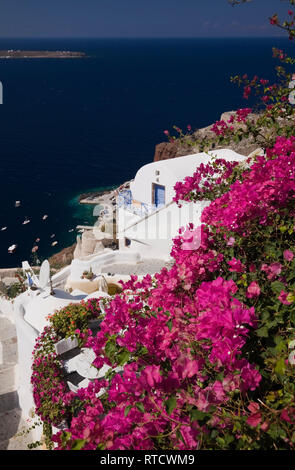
left=117, top=149, right=247, bottom=259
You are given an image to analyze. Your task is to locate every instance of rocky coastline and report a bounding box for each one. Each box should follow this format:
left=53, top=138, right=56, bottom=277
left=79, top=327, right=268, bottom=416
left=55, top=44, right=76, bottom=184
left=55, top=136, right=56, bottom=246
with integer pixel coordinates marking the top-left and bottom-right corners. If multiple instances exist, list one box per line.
left=153, top=110, right=261, bottom=162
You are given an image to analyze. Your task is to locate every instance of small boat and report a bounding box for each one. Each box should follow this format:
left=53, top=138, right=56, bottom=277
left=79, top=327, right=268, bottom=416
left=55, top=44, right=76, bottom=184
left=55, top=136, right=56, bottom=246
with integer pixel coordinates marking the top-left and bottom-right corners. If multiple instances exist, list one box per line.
left=22, top=218, right=30, bottom=225
left=1, top=226, right=7, bottom=231
left=15, top=201, right=21, bottom=207
left=68, top=228, right=74, bottom=232
left=50, top=234, right=55, bottom=238
left=51, top=241, right=58, bottom=246
left=42, top=215, right=48, bottom=220
left=8, top=244, right=17, bottom=253
left=31, top=246, right=39, bottom=253
left=35, top=238, right=40, bottom=242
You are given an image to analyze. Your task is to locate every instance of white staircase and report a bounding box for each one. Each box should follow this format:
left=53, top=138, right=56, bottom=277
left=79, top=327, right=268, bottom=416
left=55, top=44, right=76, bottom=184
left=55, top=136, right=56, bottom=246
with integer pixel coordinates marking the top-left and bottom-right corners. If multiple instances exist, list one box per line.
left=0, top=314, right=41, bottom=450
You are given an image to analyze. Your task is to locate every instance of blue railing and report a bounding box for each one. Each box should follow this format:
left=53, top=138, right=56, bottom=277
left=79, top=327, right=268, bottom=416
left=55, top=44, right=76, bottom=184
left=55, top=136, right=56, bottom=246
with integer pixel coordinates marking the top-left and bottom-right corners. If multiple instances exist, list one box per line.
left=117, top=190, right=155, bottom=217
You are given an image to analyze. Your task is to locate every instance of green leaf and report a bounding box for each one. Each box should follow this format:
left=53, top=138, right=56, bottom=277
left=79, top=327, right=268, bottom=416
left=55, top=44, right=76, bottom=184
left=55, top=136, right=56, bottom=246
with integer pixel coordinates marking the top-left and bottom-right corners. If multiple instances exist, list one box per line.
left=216, top=436, right=225, bottom=447
left=61, top=431, right=71, bottom=446
left=135, top=402, right=145, bottom=413
left=163, top=311, right=171, bottom=317
left=96, top=443, right=105, bottom=450
left=210, top=429, right=218, bottom=439
left=267, top=424, right=287, bottom=440
left=117, top=349, right=130, bottom=366
left=105, top=336, right=116, bottom=359
left=71, top=439, right=87, bottom=450
left=190, top=409, right=210, bottom=422
left=275, top=357, right=286, bottom=376
left=256, top=326, right=269, bottom=338
left=165, top=396, right=177, bottom=415
left=124, top=405, right=133, bottom=417
left=271, top=281, right=286, bottom=294
left=167, top=319, right=173, bottom=331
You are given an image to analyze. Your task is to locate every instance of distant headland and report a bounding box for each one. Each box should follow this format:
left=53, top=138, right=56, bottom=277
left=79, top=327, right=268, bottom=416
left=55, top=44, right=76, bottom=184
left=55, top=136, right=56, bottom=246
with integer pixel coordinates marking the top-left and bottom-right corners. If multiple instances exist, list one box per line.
left=0, top=50, right=86, bottom=59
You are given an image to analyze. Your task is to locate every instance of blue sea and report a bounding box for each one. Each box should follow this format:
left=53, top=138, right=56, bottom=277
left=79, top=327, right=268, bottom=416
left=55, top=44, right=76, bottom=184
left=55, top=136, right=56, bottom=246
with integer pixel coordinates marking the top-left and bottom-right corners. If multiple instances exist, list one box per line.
left=0, top=37, right=293, bottom=268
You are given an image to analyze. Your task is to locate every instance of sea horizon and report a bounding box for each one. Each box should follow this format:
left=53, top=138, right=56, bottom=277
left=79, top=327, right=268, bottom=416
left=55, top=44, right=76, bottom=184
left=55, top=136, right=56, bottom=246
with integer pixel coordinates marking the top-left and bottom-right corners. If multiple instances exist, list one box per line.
left=0, top=35, right=287, bottom=39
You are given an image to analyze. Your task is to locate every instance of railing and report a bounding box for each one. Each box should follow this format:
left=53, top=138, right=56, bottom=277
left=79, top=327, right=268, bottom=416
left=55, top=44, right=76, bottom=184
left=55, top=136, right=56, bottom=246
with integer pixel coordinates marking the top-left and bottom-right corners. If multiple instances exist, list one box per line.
left=117, top=190, right=155, bottom=217
left=120, top=200, right=175, bottom=234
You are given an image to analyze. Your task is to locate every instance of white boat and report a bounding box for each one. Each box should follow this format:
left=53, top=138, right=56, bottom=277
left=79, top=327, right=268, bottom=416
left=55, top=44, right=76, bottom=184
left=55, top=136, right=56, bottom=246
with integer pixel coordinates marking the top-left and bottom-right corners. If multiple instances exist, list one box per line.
left=50, top=234, right=55, bottom=238
left=1, top=226, right=7, bottom=231
left=22, top=218, right=30, bottom=225
left=42, top=215, right=48, bottom=220
left=15, top=201, right=21, bottom=207
left=51, top=241, right=58, bottom=246
left=68, top=228, right=74, bottom=232
left=8, top=244, right=17, bottom=253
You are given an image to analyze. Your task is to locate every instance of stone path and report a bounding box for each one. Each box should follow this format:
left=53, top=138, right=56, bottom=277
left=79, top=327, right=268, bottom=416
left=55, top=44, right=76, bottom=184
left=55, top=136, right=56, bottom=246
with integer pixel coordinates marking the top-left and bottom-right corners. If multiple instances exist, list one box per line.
left=0, top=313, right=41, bottom=450
left=102, top=259, right=173, bottom=276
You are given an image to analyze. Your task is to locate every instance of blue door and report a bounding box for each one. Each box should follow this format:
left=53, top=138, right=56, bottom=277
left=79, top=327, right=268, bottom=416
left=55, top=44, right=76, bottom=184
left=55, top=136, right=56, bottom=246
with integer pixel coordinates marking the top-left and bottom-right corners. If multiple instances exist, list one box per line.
left=153, top=184, right=165, bottom=208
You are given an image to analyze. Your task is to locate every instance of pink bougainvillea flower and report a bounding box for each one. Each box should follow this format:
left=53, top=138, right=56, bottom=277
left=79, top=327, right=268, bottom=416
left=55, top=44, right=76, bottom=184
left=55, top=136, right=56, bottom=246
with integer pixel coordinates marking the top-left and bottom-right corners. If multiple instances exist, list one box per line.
left=270, top=14, right=279, bottom=25
left=181, top=226, right=202, bottom=251
left=278, top=290, right=292, bottom=305
left=227, top=257, right=245, bottom=273
left=283, top=249, right=294, bottom=262
left=227, top=236, right=235, bottom=246
left=247, top=412, right=262, bottom=427
left=247, top=402, right=262, bottom=427
left=261, top=262, right=282, bottom=280
left=260, top=421, right=270, bottom=432
left=280, top=408, right=295, bottom=424
left=246, top=282, right=261, bottom=298
left=248, top=402, right=260, bottom=414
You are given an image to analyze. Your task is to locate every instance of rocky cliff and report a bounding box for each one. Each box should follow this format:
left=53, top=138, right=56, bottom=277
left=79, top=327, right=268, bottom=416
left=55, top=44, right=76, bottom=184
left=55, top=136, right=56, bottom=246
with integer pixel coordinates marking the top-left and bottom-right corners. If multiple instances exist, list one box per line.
left=154, top=110, right=261, bottom=162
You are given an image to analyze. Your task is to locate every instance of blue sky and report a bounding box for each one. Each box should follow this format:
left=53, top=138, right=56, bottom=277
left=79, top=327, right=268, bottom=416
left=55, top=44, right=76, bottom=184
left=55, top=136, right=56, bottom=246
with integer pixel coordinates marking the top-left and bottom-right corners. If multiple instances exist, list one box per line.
left=0, top=0, right=291, bottom=38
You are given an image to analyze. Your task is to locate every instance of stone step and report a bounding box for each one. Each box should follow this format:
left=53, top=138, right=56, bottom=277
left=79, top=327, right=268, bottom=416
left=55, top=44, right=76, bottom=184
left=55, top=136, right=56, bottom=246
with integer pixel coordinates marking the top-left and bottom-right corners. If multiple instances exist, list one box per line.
left=0, top=408, right=42, bottom=450
left=0, top=316, right=16, bottom=342
left=0, top=365, right=16, bottom=395
left=0, top=391, right=19, bottom=414
left=0, top=314, right=18, bottom=369
left=0, top=337, right=18, bottom=367
left=0, top=408, right=22, bottom=442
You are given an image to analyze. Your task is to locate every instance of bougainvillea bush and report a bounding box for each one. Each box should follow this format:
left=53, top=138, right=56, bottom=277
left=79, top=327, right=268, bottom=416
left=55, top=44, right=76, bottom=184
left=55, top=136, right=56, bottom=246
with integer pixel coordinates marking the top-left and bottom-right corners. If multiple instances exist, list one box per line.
left=31, top=136, right=295, bottom=450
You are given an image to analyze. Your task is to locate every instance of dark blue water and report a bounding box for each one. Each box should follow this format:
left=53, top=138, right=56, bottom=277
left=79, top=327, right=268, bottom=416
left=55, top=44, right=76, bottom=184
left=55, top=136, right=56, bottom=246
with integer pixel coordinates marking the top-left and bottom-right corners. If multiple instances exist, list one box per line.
left=0, top=37, right=293, bottom=268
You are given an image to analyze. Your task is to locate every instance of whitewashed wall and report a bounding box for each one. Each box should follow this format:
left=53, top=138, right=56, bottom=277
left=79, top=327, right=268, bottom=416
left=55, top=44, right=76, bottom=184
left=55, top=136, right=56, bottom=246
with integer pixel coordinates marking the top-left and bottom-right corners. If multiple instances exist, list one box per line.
left=119, top=200, right=210, bottom=260
left=129, top=149, right=247, bottom=206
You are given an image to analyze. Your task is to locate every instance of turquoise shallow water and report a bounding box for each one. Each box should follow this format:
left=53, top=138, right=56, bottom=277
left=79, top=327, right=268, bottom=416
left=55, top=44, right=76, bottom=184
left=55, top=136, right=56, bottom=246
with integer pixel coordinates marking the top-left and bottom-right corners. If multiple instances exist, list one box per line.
left=0, top=37, right=293, bottom=268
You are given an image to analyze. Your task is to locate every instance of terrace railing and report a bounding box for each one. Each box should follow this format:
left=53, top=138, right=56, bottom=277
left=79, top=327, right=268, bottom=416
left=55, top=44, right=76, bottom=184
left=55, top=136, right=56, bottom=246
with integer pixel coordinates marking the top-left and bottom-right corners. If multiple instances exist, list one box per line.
left=117, top=190, right=155, bottom=217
